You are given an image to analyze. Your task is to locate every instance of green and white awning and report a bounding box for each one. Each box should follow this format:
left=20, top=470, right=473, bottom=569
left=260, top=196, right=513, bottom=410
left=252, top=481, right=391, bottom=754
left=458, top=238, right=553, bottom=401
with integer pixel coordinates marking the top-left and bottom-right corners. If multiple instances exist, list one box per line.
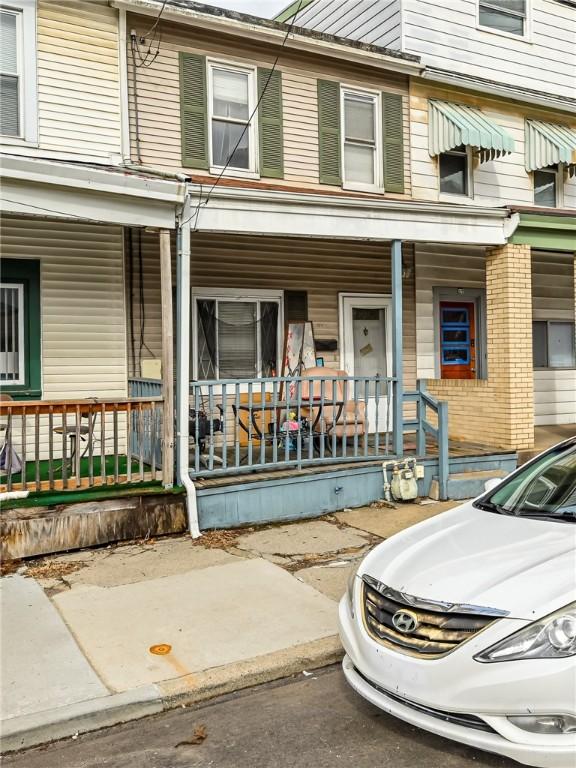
left=525, top=120, right=576, bottom=177
left=429, top=100, right=515, bottom=163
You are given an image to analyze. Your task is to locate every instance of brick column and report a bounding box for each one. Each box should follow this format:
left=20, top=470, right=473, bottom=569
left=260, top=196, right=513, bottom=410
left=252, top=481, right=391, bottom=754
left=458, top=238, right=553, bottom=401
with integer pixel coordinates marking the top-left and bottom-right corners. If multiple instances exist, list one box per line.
left=485, top=243, right=534, bottom=450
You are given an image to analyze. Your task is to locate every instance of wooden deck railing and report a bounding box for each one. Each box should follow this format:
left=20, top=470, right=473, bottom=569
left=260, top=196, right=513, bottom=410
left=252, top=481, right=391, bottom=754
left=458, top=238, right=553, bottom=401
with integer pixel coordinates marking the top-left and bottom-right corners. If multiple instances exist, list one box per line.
left=0, top=396, right=163, bottom=493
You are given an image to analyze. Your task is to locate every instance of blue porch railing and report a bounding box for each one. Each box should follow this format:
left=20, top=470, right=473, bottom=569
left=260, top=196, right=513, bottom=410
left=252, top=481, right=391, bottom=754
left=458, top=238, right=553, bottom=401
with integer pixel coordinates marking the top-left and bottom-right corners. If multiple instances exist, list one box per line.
left=404, top=381, right=449, bottom=499
left=188, top=374, right=398, bottom=478
left=128, top=377, right=163, bottom=469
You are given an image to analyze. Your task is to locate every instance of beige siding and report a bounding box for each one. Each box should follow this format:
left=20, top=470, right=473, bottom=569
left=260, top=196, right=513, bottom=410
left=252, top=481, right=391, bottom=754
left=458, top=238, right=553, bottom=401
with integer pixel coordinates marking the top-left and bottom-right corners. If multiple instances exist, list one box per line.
left=1, top=216, right=127, bottom=400
left=126, top=14, right=411, bottom=196
left=127, top=231, right=416, bottom=389
left=415, top=243, right=487, bottom=378
left=532, top=250, right=576, bottom=425
left=410, top=81, right=576, bottom=207
left=8, top=0, right=122, bottom=162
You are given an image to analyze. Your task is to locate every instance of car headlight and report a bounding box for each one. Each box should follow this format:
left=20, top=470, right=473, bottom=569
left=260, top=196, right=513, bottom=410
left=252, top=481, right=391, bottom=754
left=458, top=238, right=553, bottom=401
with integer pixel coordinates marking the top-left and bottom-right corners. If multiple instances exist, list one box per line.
left=347, top=563, right=361, bottom=617
left=475, top=602, right=576, bottom=662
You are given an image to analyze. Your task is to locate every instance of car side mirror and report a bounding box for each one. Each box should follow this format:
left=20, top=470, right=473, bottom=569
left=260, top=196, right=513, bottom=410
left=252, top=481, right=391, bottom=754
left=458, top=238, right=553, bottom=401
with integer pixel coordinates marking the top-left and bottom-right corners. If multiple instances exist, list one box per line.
left=484, top=477, right=503, bottom=493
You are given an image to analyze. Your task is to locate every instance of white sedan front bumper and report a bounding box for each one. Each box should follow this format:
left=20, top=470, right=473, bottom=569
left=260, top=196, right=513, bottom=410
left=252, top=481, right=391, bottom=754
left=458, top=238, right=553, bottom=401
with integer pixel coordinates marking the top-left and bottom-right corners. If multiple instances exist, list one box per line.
left=339, top=593, right=576, bottom=768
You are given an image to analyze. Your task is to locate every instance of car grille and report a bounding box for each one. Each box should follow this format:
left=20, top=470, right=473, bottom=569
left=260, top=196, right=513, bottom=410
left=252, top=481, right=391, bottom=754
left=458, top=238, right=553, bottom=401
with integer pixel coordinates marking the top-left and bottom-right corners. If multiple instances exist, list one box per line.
left=353, top=666, right=497, bottom=734
left=362, top=575, right=506, bottom=658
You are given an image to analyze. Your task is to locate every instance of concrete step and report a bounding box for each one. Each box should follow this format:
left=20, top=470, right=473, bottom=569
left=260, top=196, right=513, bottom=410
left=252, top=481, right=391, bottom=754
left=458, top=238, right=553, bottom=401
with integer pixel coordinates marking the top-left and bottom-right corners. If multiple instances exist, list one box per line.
left=429, top=469, right=508, bottom=501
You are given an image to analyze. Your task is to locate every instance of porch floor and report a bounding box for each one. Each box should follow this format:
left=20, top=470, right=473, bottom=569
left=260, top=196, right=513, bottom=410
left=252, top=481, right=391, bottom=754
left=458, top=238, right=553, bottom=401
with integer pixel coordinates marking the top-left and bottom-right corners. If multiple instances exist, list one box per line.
left=533, top=424, right=575, bottom=452
left=192, top=435, right=505, bottom=489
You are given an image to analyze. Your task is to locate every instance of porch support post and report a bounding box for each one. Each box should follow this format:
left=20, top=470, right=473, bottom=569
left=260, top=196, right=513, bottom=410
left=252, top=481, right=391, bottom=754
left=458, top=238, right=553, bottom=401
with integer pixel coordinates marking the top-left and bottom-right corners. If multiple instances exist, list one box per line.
left=391, top=239, right=404, bottom=457
left=160, top=229, right=174, bottom=488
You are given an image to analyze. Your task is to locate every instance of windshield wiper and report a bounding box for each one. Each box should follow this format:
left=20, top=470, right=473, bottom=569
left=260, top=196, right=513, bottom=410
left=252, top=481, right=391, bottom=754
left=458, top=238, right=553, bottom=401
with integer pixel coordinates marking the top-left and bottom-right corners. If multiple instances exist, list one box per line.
left=514, top=509, right=576, bottom=523
left=474, top=500, right=513, bottom=515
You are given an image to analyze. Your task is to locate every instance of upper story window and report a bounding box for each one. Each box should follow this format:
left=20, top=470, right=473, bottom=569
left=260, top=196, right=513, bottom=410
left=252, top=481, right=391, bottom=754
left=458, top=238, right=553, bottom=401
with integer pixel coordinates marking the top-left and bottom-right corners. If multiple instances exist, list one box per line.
left=439, top=145, right=471, bottom=197
left=208, top=62, right=257, bottom=174
left=0, top=1, right=37, bottom=143
left=180, top=53, right=283, bottom=179
left=342, top=89, right=381, bottom=191
left=534, top=166, right=560, bottom=208
left=1, top=9, right=22, bottom=136
left=478, top=0, right=527, bottom=36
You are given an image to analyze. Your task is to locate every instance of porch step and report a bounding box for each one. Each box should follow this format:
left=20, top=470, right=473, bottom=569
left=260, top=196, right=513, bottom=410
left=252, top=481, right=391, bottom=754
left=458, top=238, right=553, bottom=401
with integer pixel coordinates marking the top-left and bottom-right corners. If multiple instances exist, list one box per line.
left=429, top=469, right=508, bottom=501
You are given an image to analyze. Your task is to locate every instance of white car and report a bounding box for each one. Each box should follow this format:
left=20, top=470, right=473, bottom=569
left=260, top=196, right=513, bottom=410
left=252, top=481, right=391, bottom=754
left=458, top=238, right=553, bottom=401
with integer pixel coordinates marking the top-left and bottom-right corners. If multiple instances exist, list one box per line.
left=340, top=438, right=576, bottom=768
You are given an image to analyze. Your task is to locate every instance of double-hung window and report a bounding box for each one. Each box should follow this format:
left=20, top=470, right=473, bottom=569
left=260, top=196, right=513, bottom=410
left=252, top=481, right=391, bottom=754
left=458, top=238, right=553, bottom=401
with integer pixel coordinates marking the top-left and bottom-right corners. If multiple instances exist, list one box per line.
left=439, top=145, right=470, bottom=197
left=534, top=166, right=559, bottom=208
left=0, top=1, right=37, bottom=143
left=194, top=292, right=281, bottom=380
left=208, top=62, right=256, bottom=174
left=478, top=0, right=527, bottom=37
left=1, top=8, right=22, bottom=137
left=533, top=321, right=575, bottom=369
left=342, top=89, right=380, bottom=191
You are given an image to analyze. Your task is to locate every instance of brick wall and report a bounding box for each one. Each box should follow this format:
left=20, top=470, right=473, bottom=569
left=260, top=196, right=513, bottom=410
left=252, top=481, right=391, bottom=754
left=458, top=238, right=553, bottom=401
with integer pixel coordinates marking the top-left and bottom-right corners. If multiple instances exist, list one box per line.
left=428, top=243, right=534, bottom=451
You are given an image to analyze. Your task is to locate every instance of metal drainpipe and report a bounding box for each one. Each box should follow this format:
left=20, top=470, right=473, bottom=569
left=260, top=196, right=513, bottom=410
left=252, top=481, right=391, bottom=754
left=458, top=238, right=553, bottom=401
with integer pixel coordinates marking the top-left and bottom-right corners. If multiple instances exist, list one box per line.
left=176, top=194, right=200, bottom=538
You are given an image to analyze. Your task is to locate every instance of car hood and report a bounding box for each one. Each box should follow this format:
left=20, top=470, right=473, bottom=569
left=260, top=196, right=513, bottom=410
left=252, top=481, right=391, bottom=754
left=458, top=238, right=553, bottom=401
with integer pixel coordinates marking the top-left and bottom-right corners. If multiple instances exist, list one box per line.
left=360, top=503, right=576, bottom=620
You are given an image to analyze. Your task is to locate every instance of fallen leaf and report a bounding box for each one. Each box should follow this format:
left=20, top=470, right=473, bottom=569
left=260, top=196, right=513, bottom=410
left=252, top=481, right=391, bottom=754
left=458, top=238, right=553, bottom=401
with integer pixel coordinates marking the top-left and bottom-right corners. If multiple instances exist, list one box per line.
left=175, top=724, right=207, bottom=747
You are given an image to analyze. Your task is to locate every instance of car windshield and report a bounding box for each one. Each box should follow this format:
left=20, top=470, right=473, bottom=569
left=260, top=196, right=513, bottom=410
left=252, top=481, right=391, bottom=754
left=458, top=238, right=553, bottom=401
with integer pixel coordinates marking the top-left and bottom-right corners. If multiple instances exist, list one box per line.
left=474, top=441, right=576, bottom=522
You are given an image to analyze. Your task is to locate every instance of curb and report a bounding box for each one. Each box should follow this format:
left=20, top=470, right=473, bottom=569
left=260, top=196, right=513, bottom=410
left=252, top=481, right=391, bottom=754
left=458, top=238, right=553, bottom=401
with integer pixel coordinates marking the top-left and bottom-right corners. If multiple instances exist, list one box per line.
left=1, top=636, right=343, bottom=754
left=1, top=685, right=163, bottom=754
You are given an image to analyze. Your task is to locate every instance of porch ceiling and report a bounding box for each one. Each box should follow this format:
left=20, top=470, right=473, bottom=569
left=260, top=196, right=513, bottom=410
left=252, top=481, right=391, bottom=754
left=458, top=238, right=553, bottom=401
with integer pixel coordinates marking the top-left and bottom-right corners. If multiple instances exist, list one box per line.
left=187, top=185, right=511, bottom=246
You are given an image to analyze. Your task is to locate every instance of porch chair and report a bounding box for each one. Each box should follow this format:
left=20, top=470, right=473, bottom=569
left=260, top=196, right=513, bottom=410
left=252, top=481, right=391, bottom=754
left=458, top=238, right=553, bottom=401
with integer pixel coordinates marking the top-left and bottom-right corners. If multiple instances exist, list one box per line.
left=300, top=367, right=366, bottom=440
left=53, top=405, right=98, bottom=476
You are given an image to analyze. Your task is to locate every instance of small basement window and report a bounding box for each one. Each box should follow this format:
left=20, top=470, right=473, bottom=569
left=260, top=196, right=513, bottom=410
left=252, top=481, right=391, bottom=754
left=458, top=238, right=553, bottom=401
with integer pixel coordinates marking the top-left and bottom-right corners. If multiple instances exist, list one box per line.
left=533, top=321, right=575, bottom=368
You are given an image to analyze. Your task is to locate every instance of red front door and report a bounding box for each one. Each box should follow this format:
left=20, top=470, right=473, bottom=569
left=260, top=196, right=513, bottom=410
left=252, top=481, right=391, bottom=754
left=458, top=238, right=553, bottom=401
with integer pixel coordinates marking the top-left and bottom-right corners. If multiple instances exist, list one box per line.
left=440, top=301, right=476, bottom=380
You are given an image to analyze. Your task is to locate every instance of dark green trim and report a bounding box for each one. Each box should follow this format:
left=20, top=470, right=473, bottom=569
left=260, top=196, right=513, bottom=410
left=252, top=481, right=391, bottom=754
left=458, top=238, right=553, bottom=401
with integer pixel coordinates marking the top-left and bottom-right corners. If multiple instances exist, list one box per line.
left=509, top=213, right=576, bottom=251
left=1, top=259, right=41, bottom=400
left=274, top=0, right=316, bottom=22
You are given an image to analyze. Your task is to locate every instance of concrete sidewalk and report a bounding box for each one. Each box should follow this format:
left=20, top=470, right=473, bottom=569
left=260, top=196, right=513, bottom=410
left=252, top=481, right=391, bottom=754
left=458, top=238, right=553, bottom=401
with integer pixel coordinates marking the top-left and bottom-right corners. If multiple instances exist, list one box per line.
left=0, top=500, right=458, bottom=753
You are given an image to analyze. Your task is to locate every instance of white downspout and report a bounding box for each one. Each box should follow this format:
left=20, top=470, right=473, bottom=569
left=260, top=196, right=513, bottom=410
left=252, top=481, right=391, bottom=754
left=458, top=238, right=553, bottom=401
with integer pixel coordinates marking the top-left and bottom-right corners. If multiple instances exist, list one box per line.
left=176, top=194, right=200, bottom=538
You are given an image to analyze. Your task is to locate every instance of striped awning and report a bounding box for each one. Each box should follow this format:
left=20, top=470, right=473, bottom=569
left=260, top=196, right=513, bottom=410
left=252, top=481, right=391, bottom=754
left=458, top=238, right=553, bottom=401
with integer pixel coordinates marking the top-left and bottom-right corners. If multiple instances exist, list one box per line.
left=525, top=120, right=576, bottom=177
left=429, top=100, right=515, bottom=163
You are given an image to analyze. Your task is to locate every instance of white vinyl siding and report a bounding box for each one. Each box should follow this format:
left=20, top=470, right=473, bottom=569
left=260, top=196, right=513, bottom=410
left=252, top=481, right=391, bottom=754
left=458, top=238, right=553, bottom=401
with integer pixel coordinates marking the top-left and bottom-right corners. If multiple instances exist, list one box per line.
left=402, top=0, right=576, bottom=99
left=6, top=0, right=122, bottom=162
left=0, top=216, right=127, bottom=400
left=410, top=85, right=576, bottom=206
left=532, top=250, right=576, bottom=426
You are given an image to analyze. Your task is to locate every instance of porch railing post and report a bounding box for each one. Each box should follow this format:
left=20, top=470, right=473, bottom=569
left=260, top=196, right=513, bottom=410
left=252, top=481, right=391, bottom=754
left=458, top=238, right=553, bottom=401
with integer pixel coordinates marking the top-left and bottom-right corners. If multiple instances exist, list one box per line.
left=159, top=228, right=174, bottom=488
left=391, top=239, right=404, bottom=457
left=437, top=400, right=449, bottom=500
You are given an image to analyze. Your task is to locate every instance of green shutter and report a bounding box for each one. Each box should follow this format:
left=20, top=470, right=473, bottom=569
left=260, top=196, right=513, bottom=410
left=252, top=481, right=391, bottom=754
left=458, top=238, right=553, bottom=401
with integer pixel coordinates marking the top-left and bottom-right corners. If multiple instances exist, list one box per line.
left=382, top=92, right=405, bottom=194
left=317, top=80, right=341, bottom=186
left=179, top=52, right=209, bottom=170
left=258, top=68, right=284, bottom=179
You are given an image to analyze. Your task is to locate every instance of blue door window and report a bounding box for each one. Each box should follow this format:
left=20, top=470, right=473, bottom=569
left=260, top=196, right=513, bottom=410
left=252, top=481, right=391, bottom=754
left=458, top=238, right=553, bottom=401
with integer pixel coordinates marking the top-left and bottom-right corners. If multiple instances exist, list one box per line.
left=441, top=307, right=470, bottom=365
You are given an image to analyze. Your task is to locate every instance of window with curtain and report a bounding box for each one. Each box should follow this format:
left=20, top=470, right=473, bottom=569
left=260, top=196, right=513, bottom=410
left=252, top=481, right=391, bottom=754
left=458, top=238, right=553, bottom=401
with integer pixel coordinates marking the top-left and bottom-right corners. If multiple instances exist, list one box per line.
left=0, top=282, right=25, bottom=383
left=196, top=297, right=280, bottom=379
left=1, top=9, right=21, bottom=136
left=209, top=64, right=254, bottom=171
left=478, top=0, right=527, bottom=36
left=533, top=321, right=575, bottom=368
left=342, top=90, right=379, bottom=189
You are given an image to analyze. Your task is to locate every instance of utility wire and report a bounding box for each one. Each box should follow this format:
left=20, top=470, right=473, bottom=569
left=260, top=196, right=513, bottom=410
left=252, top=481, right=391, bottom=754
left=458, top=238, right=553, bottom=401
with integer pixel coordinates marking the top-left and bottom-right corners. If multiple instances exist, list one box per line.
left=182, top=0, right=307, bottom=229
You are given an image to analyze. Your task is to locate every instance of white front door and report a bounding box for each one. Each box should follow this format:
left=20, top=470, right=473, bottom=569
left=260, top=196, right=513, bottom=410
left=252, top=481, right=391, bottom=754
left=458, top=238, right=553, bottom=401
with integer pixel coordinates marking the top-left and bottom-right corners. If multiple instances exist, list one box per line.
left=340, top=294, right=392, bottom=432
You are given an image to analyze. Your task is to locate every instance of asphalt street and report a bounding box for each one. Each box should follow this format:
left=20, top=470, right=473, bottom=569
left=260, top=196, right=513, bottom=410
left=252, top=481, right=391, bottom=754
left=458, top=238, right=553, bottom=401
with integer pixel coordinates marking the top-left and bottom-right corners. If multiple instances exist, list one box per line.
left=4, top=665, right=517, bottom=768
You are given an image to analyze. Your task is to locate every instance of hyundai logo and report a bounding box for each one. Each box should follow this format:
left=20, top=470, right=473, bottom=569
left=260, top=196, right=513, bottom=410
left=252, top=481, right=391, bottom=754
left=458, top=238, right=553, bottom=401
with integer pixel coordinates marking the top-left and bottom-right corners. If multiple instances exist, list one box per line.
left=392, top=610, right=419, bottom=634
